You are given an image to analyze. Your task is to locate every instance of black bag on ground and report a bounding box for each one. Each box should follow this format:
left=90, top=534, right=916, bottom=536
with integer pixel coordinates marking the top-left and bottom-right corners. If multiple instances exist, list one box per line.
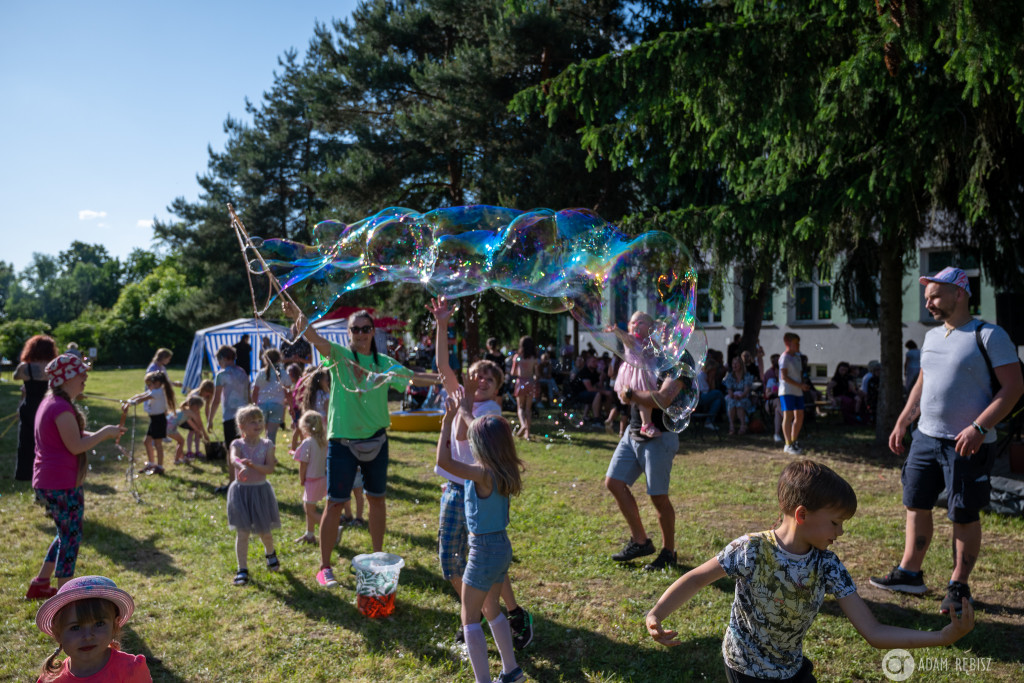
left=205, top=441, right=227, bottom=460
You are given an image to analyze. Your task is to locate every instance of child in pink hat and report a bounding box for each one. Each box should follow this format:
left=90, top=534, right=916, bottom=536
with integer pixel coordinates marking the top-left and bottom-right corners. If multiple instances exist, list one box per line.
left=36, top=575, right=151, bottom=682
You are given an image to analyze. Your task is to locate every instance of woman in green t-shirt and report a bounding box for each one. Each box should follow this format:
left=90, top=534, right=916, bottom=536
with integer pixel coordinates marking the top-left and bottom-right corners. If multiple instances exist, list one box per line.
left=283, top=302, right=438, bottom=588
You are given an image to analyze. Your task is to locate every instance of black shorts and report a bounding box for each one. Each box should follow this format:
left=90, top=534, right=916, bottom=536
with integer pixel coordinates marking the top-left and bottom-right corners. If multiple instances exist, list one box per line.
left=146, top=414, right=168, bottom=440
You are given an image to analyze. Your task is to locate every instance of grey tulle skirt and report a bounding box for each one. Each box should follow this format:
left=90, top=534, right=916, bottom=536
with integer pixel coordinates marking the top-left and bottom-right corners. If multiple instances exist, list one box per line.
left=226, top=480, right=281, bottom=534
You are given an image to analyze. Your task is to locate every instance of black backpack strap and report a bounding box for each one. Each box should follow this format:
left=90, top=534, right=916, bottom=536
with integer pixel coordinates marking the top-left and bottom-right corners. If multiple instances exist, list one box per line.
left=974, top=322, right=997, bottom=390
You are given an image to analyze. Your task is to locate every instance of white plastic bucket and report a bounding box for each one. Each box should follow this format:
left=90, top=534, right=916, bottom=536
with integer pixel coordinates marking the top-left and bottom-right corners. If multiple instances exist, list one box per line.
left=351, top=552, right=405, bottom=618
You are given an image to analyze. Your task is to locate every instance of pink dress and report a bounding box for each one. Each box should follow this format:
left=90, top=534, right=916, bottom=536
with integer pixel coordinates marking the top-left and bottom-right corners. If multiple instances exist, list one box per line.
left=613, top=343, right=657, bottom=395
left=39, top=648, right=151, bottom=682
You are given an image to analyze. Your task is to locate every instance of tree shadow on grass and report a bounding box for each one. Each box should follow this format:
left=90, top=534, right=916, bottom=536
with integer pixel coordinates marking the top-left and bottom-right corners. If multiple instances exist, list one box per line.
left=386, top=471, right=443, bottom=504
left=819, top=596, right=1024, bottom=663
left=86, top=520, right=183, bottom=577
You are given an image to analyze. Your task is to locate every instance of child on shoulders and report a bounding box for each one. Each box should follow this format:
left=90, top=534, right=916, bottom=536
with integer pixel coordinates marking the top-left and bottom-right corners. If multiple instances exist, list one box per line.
left=646, top=460, right=974, bottom=681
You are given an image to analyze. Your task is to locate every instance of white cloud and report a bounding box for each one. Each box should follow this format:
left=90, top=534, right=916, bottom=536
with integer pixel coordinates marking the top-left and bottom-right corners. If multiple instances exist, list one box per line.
left=78, top=209, right=107, bottom=220
left=136, top=219, right=154, bottom=228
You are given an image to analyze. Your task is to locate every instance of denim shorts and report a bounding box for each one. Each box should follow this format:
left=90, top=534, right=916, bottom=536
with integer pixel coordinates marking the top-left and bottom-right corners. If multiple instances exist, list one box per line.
left=437, top=481, right=468, bottom=580
left=259, top=402, right=285, bottom=426
left=606, top=430, right=680, bottom=496
left=902, top=429, right=994, bottom=524
left=463, top=530, right=512, bottom=591
left=779, top=395, right=805, bottom=412
left=327, top=431, right=388, bottom=501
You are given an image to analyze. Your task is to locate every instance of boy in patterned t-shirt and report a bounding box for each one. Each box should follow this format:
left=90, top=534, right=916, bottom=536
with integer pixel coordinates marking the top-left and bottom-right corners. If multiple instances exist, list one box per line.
left=646, top=461, right=974, bottom=682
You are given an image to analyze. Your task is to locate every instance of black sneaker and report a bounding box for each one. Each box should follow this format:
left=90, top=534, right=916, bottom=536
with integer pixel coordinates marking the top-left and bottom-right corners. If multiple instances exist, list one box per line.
left=643, top=548, right=678, bottom=572
left=611, top=538, right=655, bottom=562
left=869, top=566, right=927, bottom=594
left=940, top=581, right=973, bottom=615
left=508, top=607, right=533, bottom=651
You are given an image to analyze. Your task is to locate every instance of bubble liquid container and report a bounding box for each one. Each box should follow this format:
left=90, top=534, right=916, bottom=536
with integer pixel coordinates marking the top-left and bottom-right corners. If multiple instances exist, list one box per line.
left=352, top=552, right=405, bottom=618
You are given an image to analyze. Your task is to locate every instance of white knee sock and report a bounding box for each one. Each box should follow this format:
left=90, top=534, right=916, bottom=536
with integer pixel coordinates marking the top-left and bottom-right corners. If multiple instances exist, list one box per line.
left=487, top=613, right=518, bottom=675
left=463, top=622, right=491, bottom=683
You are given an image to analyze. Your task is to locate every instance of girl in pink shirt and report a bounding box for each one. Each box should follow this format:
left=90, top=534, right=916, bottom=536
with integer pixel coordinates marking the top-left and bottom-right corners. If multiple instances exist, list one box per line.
left=36, top=575, right=151, bottom=682
left=27, top=355, right=124, bottom=601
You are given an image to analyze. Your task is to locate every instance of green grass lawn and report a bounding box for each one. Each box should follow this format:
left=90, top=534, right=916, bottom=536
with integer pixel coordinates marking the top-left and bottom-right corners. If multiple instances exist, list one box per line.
left=2, top=368, right=1022, bottom=681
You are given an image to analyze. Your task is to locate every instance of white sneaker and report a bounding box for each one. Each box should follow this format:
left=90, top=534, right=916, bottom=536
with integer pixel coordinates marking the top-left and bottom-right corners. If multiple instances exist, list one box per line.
left=783, top=444, right=796, bottom=455
left=773, top=434, right=783, bottom=443
left=705, top=422, right=718, bottom=431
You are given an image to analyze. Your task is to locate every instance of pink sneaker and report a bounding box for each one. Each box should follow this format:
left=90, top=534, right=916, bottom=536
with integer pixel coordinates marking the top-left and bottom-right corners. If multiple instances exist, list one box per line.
left=26, top=578, right=57, bottom=600
left=316, top=567, right=338, bottom=588
left=640, top=423, right=661, bottom=439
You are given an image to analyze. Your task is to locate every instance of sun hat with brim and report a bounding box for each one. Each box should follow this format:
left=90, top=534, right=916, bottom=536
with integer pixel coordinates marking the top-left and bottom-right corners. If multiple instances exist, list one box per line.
left=44, top=353, right=91, bottom=389
left=36, top=576, right=135, bottom=638
left=919, top=266, right=971, bottom=296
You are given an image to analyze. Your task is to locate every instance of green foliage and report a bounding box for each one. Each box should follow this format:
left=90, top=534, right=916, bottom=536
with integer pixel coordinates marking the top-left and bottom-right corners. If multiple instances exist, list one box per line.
left=0, top=318, right=51, bottom=361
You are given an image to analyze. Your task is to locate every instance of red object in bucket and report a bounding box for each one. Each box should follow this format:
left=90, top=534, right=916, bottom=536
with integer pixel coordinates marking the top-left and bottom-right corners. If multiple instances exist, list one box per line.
left=358, top=592, right=396, bottom=618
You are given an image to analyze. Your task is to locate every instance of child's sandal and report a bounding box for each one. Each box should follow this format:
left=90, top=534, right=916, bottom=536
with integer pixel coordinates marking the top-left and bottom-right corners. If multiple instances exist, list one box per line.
left=233, top=568, right=249, bottom=585
left=266, top=552, right=281, bottom=572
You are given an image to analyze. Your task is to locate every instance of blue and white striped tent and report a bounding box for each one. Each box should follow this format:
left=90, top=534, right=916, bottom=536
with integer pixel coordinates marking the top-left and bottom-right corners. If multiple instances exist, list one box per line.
left=181, top=318, right=290, bottom=392
left=181, top=317, right=389, bottom=392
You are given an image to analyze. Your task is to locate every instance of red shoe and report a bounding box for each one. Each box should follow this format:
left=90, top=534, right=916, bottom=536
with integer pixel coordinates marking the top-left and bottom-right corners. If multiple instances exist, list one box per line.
left=26, top=578, right=57, bottom=600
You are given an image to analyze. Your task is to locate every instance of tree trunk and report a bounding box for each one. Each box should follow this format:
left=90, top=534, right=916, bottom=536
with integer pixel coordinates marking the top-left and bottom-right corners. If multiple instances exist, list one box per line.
left=876, top=232, right=906, bottom=444
left=739, top=273, right=768, bottom=355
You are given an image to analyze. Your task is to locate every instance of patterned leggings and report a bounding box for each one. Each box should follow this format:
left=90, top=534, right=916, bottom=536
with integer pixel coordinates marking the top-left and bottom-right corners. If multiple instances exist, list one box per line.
left=35, top=487, right=84, bottom=579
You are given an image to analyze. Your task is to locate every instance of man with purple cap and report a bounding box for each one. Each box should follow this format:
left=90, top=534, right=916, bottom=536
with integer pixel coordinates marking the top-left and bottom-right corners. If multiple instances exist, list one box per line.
left=871, top=266, right=1023, bottom=614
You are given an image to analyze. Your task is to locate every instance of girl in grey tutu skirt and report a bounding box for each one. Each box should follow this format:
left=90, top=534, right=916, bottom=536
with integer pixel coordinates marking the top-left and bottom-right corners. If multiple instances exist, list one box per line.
left=226, top=405, right=281, bottom=585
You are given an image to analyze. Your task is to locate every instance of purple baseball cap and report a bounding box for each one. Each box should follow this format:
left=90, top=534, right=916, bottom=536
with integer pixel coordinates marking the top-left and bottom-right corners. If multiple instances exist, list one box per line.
left=919, top=266, right=971, bottom=296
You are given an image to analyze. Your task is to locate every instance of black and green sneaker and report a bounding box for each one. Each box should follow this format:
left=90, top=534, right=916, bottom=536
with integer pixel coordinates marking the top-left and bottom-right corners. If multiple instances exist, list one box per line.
left=508, top=607, right=533, bottom=651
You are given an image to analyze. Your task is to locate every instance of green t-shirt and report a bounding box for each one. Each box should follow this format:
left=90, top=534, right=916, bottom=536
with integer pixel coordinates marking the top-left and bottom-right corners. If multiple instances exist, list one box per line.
left=325, top=342, right=413, bottom=439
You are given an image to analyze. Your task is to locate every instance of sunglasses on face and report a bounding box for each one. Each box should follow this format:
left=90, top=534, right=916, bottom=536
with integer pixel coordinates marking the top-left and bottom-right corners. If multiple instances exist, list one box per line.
left=350, top=324, right=374, bottom=334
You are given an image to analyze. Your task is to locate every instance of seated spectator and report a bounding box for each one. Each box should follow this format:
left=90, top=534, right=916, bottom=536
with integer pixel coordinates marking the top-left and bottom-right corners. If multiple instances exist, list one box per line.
left=567, top=354, right=612, bottom=421
left=536, top=352, right=559, bottom=405
left=860, top=360, right=881, bottom=422
left=827, top=362, right=860, bottom=425
left=695, top=366, right=724, bottom=431
left=741, top=349, right=763, bottom=383
left=723, top=357, right=754, bottom=435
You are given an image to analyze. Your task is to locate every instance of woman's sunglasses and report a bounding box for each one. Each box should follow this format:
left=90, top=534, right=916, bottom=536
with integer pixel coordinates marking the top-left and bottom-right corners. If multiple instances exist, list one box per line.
left=350, top=324, right=374, bottom=334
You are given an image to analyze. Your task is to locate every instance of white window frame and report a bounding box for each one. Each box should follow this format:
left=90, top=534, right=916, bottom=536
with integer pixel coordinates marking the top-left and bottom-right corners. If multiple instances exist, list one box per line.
left=788, top=271, right=832, bottom=325
left=695, top=271, right=722, bottom=326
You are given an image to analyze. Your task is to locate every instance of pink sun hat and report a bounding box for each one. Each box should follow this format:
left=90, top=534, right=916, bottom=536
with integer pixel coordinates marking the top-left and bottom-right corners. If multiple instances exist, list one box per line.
left=44, top=353, right=91, bottom=389
left=919, top=266, right=971, bottom=296
left=36, top=575, right=135, bottom=638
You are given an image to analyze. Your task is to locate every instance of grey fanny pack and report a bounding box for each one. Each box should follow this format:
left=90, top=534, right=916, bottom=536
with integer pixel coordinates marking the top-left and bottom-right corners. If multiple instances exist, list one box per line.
left=340, top=432, right=387, bottom=462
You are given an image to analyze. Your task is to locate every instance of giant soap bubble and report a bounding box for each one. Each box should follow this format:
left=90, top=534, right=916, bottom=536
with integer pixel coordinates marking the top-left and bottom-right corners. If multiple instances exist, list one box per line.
left=246, top=205, right=706, bottom=431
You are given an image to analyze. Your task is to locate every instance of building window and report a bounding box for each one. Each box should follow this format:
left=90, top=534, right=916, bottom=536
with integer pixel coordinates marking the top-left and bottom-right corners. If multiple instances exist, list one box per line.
left=695, top=271, right=720, bottom=325
left=792, top=275, right=832, bottom=323
left=921, top=249, right=981, bottom=318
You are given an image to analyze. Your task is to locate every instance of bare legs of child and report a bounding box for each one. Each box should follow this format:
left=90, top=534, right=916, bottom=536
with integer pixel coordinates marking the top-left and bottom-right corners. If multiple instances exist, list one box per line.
left=340, top=486, right=366, bottom=526
left=235, top=530, right=278, bottom=585
left=169, top=432, right=186, bottom=464
left=142, top=435, right=165, bottom=474
left=462, top=582, right=521, bottom=683
left=296, top=501, right=320, bottom=543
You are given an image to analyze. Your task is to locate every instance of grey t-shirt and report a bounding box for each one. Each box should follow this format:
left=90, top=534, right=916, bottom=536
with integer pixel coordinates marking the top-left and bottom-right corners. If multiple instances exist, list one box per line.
left=918, top=319, right=1019, bottom=443
left=778, top=352, right=802, bottom=397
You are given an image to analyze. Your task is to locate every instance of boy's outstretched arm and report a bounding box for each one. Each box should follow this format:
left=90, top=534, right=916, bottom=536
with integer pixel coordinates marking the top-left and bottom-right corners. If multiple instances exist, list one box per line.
left=838, top=592, right=974, bottom=649
left=426, top=297, right=460, bottom=396
left=646, top=557, right=727, bottom=646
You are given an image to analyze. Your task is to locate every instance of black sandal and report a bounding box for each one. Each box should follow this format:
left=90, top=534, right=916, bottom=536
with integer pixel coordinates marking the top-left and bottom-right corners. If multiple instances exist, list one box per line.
left=266, top=552, right=280, bottom=572
left=233, top=568, right=249, bottom=585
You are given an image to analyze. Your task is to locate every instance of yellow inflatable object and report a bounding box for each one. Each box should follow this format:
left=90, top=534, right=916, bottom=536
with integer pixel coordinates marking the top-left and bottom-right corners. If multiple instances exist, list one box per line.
left=389, top=410, right=445, bottom=432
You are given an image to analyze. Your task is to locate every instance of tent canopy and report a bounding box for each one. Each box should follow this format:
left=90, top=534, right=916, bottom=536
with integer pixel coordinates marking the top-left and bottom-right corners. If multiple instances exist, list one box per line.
left=181, top=318, right=290, bottom=392
left=181, top=318, right=390, bottom=392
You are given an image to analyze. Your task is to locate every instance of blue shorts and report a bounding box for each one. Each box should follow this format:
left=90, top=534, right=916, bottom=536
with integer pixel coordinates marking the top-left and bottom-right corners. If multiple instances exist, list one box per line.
left=902, top=430, right=994, bottom=524
left=605, top=430, right=680, bottom=497
left=463, top=530, right=512, bottom=591
left=259, top=402, right=285, bottom=425
left=779, top=395, right=805, bottom=412
left=326, top=433, right=388, bottom=502
left=437, top=482, right=468, bottom=580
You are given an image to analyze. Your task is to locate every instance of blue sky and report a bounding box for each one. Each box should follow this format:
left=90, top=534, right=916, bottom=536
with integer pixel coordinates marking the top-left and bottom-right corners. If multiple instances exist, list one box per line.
left=0, top=0, right=358, bottom=273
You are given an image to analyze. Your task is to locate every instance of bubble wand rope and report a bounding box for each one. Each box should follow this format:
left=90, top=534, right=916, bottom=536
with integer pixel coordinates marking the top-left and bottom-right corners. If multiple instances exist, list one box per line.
left=82, top=393, right=142, bottom=502
left=0, top=410, right=18, bottom=439
left=228, top=203, right=301, bottom=347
